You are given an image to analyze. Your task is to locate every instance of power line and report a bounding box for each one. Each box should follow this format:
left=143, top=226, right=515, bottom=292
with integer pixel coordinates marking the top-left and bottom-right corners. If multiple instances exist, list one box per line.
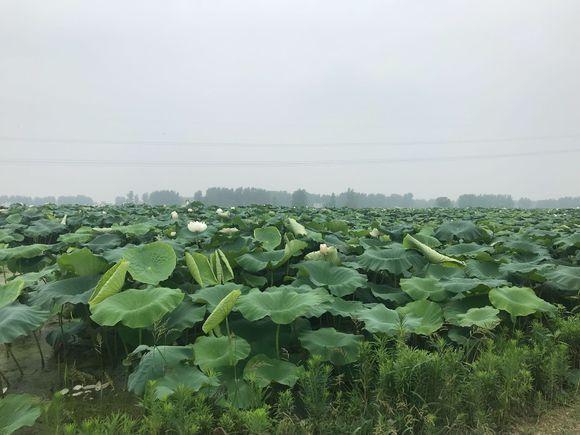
left=0, top=133, right=579, bottom=148
left=1, top=148, right=578, bottom=168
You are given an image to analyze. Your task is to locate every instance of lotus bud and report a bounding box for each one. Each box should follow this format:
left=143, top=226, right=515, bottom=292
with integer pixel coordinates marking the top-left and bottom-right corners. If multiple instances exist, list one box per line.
left=369, top=228, right=380, bottom=238
left=170, top=231, right=176, bottom=237
left=171, top=211, right=178, bottom=220
left=319, top=243, right=331, bottom=255
left=188, top=208, right=193, bottom=212
left=187, top=221, right=207, bottom=233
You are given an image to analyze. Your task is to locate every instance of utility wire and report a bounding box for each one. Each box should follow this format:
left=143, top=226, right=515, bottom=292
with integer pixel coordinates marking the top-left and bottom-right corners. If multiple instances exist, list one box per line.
left=1, top=148, right=578, bottom=168
left=0, top=134, right=579, bottom=148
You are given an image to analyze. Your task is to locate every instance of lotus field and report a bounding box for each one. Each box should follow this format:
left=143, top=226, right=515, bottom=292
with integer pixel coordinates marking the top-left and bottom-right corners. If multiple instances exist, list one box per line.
left=0, top=204, right=578, bottom=433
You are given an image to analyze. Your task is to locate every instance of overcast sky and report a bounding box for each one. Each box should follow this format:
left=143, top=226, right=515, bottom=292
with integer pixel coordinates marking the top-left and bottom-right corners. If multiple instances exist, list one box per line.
left=1, top=0, right=579, bottom=202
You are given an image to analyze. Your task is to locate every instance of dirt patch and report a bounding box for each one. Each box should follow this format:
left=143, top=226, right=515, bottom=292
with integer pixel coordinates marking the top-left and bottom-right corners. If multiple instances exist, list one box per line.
left=509, top=397, right=580, bottom=435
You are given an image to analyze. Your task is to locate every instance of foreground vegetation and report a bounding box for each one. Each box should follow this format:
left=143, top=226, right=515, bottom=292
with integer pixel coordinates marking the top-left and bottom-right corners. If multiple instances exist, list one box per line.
left=0, top=204, right=578, bottom=434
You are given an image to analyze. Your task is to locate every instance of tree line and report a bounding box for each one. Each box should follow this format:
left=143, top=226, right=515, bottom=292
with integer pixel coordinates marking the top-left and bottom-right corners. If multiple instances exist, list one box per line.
left=2, top=189, right=579, bottom=208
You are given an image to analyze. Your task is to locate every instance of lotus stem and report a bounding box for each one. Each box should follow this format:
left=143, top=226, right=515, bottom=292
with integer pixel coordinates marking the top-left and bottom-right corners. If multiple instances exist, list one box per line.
left=6, top=345, right=23, bottom=377
left=32, top=330, right=45, bottom=369
left=275, top=324, right=281, bottom=359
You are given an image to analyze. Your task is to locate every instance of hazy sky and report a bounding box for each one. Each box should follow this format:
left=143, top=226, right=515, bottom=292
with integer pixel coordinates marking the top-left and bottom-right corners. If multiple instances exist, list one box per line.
left=1, top=0, right=579, bottom=202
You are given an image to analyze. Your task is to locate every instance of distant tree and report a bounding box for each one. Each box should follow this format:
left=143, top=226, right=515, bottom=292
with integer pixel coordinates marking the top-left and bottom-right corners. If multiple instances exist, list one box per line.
left=435, top=196, right=453, bottom=208
left=291, top=189, right=308, bottom=207
left=344, top=188, right=358, bottom=208
left=115, top=196, right=126, bottom=205
left=148, top=190, right=182, bottom=205
left=517, top=197, right=533, bottom=209
left=141, top=192, right=149, bottom=204
left=327, top=193, right=337, bottom=208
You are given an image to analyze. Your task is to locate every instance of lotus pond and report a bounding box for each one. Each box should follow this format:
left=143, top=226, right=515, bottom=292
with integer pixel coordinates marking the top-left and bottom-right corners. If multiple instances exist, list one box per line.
left=0, top=204, right=578, bottom=434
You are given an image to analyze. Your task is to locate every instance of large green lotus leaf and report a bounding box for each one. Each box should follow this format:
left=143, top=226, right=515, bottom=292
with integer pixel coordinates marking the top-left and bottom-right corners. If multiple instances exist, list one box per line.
left=193, top=335, right=251, bottom=371
left=464, top=260, right=504, bottom=279
left=84, top=233, right=124, bottom=253
left=90, top=287, right=184, bottom=328
left=0, top=244, right=50, bottom=262
left=190, top=283, right=248, bottom=311
left=323, top=297, right=365, bottom=318
left=443, top=242, right=491, bottom=258
left=357, top=245, right=416, bottom=275
left=403, top=234, right=465, bottom=267
left=30, top=275, right=100, bottom=308
left=110, top=223, right=153, bottom=237
left=161, top=298, right=206, bottom=333
left=0, top=394, right=42, bottom=434
left=0, top=279, right=25, bottom=309
left=489, top=286, right=557, bottom=317
left=0, top=228, right=24, bottom=244
left=57, top=248, right=109, bottom=276
left=124, top=241, right=176, bottom=284
left=397, top=300, right=444, bottom=335
left=434, top=220, right=491, bottom=243
left=368, top=283, right=411, bottom=305
left=443, top=294, right=491, bottom=325
left=127, top=345, right=193, bottom=395
left=554, top=233, right=580, bottom=250
left=23, top=219, right=65, bottom=238
left=185, top=252, right=218, bottom=287
left=238, top=287, right=325, bottom=324
left=400, top=277, right=449, bottom=302
left=236, top=250, right=285, bottom=273
left=439, top=277, right=509, bottom=296
left=254, top=226, right=282, bottom=251
left=356, top=304, right=401, bottom=335
left=57, top=232, right=93, bottom=244
left=424, top=263, right=466, bottom=279
left=456, top=307, right=501, bottom=329
left=412, top=232, right=441, bottom=248
left=88, top=260, right=129, bottom=307
left=299, top=327, right=363, bottom=366
left=243, top=354, right=303, bottom=388
left=153, top=363, right=219, bottom=399
left=297, top=261, right=367, bottom=297
left=202, top=289, right=241, bottom=334
left=0, top=303, right=50, bottom=344
left=498, top=239, right=548, bottom=256
left=543, top=266, right=580, bottom=292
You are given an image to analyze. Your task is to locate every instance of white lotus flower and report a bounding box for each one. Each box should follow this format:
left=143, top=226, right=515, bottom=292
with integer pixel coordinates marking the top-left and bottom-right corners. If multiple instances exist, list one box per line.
left=219, top=227, right=239, bottom=235
left=216, top=208, right=230, bottom=218
left=369, top=228, right=380, bottom=238
left=188, top=208, right=193, bottom=212
left=60, top=214, right=67, bottom=225
left=230, top=206, right=235, bottom=210
left=102, top=211, right=107, bottom=215
left=170, top=231, right=176, bottom=237
left=319, top=243, right=331, bottom=255
left=171, top=211, right=178, bottom=220
left=187, top=221, right=207, bottom=233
